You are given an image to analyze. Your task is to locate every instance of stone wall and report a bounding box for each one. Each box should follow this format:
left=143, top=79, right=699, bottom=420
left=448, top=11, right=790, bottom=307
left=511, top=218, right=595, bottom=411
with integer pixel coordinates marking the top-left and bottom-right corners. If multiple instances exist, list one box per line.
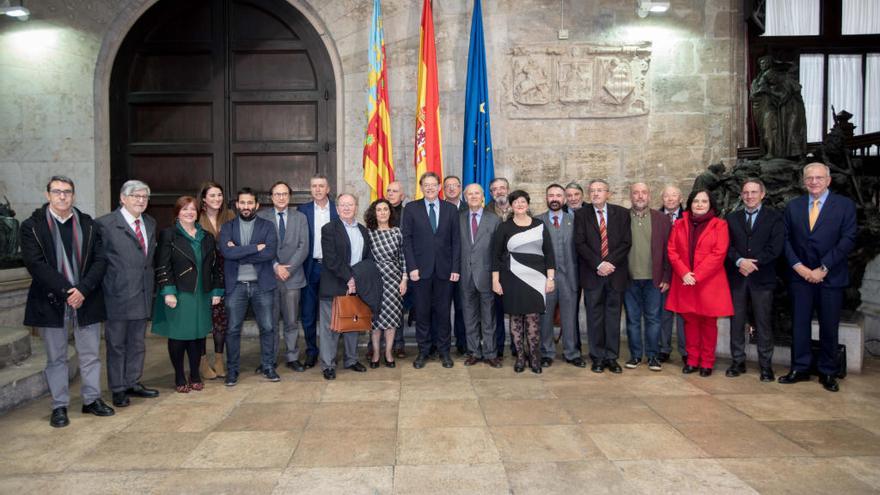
left=0, top=0, right=744, bottom=218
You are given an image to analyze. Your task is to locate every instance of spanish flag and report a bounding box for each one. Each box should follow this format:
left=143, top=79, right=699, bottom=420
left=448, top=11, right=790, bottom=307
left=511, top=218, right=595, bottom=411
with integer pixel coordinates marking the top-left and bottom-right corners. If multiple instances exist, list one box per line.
left=362, top=0, right=394, bottom=202
left=413, top=0, right=443, bottom=200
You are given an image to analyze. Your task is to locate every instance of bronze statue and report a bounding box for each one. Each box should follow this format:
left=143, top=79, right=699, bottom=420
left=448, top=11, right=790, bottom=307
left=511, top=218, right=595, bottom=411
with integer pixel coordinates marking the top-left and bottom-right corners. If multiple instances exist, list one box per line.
left=0, top=195, right=21, bottom=267
left=750, top=56, right=808, bottom=159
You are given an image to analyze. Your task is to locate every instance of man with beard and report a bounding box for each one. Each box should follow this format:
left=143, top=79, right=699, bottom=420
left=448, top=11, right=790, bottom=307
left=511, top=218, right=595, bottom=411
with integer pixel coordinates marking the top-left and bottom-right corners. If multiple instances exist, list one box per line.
left=658, top=185, right=686, bottom=363
left=623, top=183, right=671, bottom=372
left=563, top=182, right=587, bottom=213
left=486, top=177, right=513, bottom=357
left=537, top=184, right=584, bottom=368
left=219, top=188, right=279, bottom=386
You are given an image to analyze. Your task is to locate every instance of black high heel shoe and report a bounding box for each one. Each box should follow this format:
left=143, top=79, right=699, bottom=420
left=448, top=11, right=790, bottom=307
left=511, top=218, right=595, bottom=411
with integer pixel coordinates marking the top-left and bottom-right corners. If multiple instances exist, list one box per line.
left=514, top=358, right=525, bottom=373
left=384, top=356, right=396, bottom=368
left=369, top=360, right=380, bottom=369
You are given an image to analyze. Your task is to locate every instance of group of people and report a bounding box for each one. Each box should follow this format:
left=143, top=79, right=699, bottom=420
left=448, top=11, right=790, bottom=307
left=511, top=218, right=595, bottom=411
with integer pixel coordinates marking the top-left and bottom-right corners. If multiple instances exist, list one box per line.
left=21, top=160, right=856, bottom=429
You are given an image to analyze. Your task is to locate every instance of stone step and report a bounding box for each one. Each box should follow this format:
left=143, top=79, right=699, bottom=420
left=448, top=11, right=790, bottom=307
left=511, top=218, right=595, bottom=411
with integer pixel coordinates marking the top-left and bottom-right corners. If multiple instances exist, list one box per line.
left=0, top=337, right=76, bottom=415
left=0, top=326, right=31, bottom=369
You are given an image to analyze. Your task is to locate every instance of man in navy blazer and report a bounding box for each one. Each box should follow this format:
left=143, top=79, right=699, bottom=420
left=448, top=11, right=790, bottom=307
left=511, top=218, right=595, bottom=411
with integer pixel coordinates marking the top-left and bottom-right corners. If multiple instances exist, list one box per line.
left=725, top=178, right=784, bottom=382
left=779, top=162, right=856, bottom=392
left=402, top=172, right=461, bottom=369
left=219, top=188, right=279, bottom=386
left=297, top=174, right=338, bottom=369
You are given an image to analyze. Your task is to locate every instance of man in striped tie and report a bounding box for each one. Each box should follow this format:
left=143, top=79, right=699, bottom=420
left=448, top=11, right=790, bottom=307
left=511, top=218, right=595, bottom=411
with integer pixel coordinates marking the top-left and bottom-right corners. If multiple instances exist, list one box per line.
left=573, top=179, right=632, bottom=374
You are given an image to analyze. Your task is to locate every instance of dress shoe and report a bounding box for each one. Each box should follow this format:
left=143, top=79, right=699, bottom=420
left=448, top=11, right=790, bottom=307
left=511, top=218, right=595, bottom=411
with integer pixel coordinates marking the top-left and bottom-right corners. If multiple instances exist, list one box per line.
left=81, top=398, right=115, bottom=417
left=304, top=354, right=318, bottom=369
left=441, top=354, right=454, bottom=368
left=464, top=356, right=481, bottom=366
left=514, top=359, right=525, bottom=373
left=590, top=362, right=605, bottom=373
left=395, top=348, right=407, bottom=359
left=369, top=360, right=380, bottom=369
left=346, top=362, right=367, bottom=372
left=262, top=367, right=281, bottom=382
left=760, top=368, right=775, bottom=382
left=605, top=360, right=623, bottom=374
left=286, top=360, right=305, bottom=372
left=658, top=352, right=670, bottom=363
left=126, top=383, right=159, bottom=398
left=778, top=370, right=811, bottom=384
left=486, top=357, right=503, bottom=368
left=682, top=364, right=697, bottom=374
left=50, top=407, right=69, bottom=428
left=725, top=362, right=746, bottom=378
left=566, top=357, right=587, bottom=368
left=541, top=357, right=553, bottom=367
left=224, top=371, right=239, bottom=387
left=413, top=354, right=428, bottom=369
left=819, top=374, right=840, bottom=392
left=112, top=391, right=130, bottom=407
left=699, top=367, right=713, bottom=377
left=322, top=368, right=336, bottom=380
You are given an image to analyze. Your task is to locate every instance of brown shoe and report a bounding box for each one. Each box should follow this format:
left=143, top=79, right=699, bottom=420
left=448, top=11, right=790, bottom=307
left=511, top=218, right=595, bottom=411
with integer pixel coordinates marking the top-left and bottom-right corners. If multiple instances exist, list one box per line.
left=485, top=357, right=503, bottom=368
left=463, top=356, right=481, bottom=366
left=199, top=355, right=217, bottom=380
left=213, top=352, right=226, bottom=378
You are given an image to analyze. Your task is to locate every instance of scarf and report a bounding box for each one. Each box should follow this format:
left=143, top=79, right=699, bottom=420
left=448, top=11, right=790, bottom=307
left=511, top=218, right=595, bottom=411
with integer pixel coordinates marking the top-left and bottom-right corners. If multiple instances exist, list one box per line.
left=687, top=210, right=715, bottom=268
left=46, top=207, right=83, bottom=286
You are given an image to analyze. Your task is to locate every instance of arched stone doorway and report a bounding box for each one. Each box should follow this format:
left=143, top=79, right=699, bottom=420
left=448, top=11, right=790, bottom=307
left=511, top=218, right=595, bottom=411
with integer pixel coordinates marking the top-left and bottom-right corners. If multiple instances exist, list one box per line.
left=108, top=0, right=337, bottom=226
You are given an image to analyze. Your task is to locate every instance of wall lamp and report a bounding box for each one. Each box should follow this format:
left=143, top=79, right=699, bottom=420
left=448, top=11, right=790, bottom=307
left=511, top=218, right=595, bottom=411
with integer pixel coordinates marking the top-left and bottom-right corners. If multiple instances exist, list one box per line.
left=637, top=0, right=670, bottom=18
left=1, top=1, right=30, bottom=21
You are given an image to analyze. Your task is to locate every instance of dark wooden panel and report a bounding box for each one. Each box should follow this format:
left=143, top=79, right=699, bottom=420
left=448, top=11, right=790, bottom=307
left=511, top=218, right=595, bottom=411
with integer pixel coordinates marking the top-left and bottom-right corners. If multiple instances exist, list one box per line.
left=233, top=153, right=317, bottom=197
left=234, top=103, right=317, bottom=141
left=145, top=203, right=176, bottom=231
left=130, top=154, right=213, bottom=192
left=233, top=51, right=316, bottom=90
left=145, top=3, right=212, bottom=43
left=130, top=53, right=214, bottom=92
left=132, top=104, right=212, bottom=142
left=232, top=1, right=298, bottom=41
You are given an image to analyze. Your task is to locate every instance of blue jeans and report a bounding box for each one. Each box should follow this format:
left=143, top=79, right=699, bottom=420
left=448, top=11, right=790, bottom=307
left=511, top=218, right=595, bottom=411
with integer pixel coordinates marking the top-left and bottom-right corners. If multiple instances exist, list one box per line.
left=624, top=279, right=662, bottom=359
left=225, top=281, right=276, bottom=374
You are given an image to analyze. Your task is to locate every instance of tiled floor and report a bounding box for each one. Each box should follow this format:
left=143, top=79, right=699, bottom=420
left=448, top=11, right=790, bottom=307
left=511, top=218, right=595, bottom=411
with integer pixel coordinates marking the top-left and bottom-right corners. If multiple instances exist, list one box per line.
left=2, top=334, right=880, bottom=494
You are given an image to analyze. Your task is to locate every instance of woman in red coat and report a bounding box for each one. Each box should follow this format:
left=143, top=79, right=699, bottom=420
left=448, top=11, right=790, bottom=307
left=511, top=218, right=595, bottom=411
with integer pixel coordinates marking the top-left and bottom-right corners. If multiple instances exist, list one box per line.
left=665, top=189, right=733, bottom=376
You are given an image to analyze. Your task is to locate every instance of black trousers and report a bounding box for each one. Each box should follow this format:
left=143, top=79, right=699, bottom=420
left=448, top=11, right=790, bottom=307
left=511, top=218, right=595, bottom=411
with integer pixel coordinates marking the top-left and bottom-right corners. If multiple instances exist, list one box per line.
left=584, top=278, right=623, bottom=363
left=729, top=283, right=774, bottom=369
left=413, top=275, right=453, bottom=356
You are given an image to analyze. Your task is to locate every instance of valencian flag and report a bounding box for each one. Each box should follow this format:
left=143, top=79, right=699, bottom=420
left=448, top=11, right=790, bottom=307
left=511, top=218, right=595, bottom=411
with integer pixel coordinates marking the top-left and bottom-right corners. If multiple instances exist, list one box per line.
left=362, top=0, right=394, bottom=202
left=462, top=0, right=494, bottom=204
left=413, top=0, right=444, bottom=199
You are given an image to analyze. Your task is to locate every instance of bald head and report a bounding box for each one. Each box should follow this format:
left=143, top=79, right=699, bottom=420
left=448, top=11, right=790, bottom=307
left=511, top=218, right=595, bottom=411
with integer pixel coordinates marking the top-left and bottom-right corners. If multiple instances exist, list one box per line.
left=385, top=181, right=404, bottom=206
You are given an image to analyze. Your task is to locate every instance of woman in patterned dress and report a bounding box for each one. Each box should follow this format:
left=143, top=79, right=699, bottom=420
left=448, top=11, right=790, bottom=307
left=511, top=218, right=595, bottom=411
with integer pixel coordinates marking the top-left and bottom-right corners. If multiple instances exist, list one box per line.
left=492, top=190, right=556, bottom=374
left=197, top=181, right=235, bottom=378
left=365, top=199, right=407, bottom=368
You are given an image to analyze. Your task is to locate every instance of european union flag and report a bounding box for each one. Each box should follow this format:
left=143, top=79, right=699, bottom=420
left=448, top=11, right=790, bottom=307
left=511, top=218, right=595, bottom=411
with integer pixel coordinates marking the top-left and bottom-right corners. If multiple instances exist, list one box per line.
left=462, top=0, right=494, bottom=205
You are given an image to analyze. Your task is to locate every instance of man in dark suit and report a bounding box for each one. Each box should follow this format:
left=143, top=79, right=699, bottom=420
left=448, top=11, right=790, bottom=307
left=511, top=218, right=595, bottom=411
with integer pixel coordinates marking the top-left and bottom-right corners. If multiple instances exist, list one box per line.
left=220, top=188, right=279, bottom=386
left=658, top=184, right=687, bottom=363
left=574, top=179, right=632, bottom=373
left=443, top=175, right=467, bottom=355
left=725, top=178, right=784, bottom=382
left=538, top=184, right=584, bottom=368
left=779, top=162, right=856, bottom=392
left=402, top=171, right=461, bottom=369
left=317, top=193, right=370, bottom=380
left=459, top=183, right=502, bottom=367
left=258, top=181, right=309, bottom=372
left=385, top=180, right=408, bottom=357
left=96, top=179, right=160, bottom=408
left=297, top=174, right=338, bottom=369
left=486, top=177, right=513, bottom=357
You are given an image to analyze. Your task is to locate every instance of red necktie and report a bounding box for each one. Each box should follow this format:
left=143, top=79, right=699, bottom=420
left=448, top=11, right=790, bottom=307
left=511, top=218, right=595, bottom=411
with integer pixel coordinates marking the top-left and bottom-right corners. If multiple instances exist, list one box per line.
left=598, top=210, right=608, bottom=259
left=471, top=213, right=478, bottom=243
left=134, top=218, right=147, bottom=256
left=553, top=215, right=560, bottom=228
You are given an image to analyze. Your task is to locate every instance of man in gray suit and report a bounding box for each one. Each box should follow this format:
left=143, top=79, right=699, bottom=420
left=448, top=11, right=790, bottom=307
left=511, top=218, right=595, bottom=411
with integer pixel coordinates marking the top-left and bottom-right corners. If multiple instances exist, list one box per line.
left=539, top=184, right=585, bottom=368
left=258, top=181, right=309, bottom=372
left=460, top=184, right=502, bottom=368
left=96, top=179, right=160, bottom=408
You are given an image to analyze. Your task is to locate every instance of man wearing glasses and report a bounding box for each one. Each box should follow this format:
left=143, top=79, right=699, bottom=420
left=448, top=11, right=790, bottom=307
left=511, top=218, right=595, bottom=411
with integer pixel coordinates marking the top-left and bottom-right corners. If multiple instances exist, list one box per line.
left=96, top=180, right=160, bottom=408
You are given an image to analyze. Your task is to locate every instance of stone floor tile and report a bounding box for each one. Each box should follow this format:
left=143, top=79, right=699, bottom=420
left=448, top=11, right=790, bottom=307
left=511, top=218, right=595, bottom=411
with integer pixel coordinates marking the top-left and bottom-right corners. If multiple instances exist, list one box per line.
left=682, top=373, right=787, bottom=395
left=397, top=399, right=486, bottom=428
left=837, top=456, right=880, bottom=490
left=471, top=378, right=555, bottom=399
left=544, top=379, right=636, bottom=399
left=0, top=431, right=109, bottom=475
left=0, top=475, right=49, bottom=493
left=399, top=379, right=477, bottom=401
left=716, top=393, right=836, bottom=421
left=393, top=463, right=509, bottom=494
left=157, top=379, right=253, bottom=404
left=720, top=457, right=878, bottom=494
left=321, top=380, right=400, bottom=402
left=122, top=402, right=235, bottom=433
left=765, top=420, right=880, bottom=456
left=275, top=466, right=393, bottom=495
left=675, top=420, right=811, bottom=458
left=152, top=468, right=284, bottom=494
left=642, top=395, right=752, bottom=424
left=612, top=375, right=710, bottom=397
left=504, top=460, right=634, bottom=494
left=558, top=397, right=666, bottom=425
left=215, top=402, right=314, bottom=431
left=307, top=401, right=398, bottom=430
left=400, top=362, right=471, bottom=381
left=615, top=459, right=759, bottom=494
left=37, top=470, right=165, bottom=495
left=68, top=431, right=207, bottom=471
left=480, top=398, right=574, bottom=426
left=291, top=428, right=396, bottom=467
left=490, top=425, right=599, bottom=463
left=242, top=381, right=326, bottom=403
left=183, top=431, right=300, bottom=469
left=397, top=426, right=500, bottom=465
left=584, top=423, right=707, bottom=460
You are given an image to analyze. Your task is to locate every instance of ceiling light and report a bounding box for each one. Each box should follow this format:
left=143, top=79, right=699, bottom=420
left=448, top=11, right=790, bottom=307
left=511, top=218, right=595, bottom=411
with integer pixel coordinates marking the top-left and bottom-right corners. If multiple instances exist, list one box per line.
left=637, top=0, right=670, bottom=18
left=0, top=1, right=29, bottom=20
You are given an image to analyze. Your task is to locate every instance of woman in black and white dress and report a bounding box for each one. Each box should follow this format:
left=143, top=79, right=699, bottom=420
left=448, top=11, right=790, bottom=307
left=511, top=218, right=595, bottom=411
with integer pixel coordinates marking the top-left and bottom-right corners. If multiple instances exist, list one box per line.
left=365, top=199, right=407, bottom=368
left=492, top=190, right=555, bottom=374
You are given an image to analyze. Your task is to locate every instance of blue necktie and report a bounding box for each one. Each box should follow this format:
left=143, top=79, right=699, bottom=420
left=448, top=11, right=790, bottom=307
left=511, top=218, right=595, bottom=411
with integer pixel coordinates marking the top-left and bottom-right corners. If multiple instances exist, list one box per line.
left=278, top=211, right=286, bottom=242
left=429, top=203, right=437, bottom=233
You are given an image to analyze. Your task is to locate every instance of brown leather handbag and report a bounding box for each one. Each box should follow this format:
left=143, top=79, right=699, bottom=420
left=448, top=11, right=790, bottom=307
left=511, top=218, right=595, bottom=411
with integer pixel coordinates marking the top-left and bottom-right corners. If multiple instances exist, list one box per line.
left=330, top=294, right=373, bottom=332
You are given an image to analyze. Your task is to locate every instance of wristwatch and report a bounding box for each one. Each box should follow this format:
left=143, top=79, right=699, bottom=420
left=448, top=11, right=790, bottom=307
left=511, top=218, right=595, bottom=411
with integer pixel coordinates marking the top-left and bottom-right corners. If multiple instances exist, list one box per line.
left=820, top=265, right=829, bottom=273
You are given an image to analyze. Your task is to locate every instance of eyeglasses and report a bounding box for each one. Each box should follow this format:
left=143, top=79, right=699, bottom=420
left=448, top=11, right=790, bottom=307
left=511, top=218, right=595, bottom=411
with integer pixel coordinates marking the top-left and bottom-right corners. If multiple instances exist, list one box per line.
left=128, top=194, right=150, bottom=201
left=49, top=189, right=74, bottom=197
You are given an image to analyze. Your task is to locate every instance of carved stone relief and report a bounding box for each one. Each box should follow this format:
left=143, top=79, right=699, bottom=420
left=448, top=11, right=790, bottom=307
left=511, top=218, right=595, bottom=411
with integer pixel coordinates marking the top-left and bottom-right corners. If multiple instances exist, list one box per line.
left=505, top=43, right=651, bottom=119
